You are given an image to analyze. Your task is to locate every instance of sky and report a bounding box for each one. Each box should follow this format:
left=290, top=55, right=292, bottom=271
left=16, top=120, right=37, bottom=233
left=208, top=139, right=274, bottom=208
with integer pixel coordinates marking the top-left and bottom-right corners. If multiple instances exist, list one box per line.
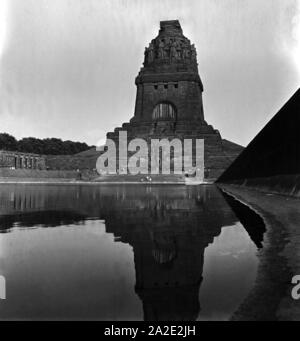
left=0, top=0, right=299, bottom=147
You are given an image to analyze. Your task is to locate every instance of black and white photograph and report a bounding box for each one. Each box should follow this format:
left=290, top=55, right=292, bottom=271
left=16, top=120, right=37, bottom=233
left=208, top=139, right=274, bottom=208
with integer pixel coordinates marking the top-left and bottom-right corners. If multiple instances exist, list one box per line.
left=0, top=0, right=300, bottom=327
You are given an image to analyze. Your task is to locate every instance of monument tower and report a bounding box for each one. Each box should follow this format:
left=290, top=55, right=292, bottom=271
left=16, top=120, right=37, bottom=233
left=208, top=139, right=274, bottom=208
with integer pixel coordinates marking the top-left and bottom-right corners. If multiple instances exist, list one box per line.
left=105, top=20, right=242, bottom=181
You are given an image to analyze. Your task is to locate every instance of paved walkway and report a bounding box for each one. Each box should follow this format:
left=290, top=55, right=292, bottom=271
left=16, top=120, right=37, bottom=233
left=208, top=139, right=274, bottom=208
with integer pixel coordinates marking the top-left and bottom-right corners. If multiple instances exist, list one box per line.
left=218, top=184, right=300, bottom=321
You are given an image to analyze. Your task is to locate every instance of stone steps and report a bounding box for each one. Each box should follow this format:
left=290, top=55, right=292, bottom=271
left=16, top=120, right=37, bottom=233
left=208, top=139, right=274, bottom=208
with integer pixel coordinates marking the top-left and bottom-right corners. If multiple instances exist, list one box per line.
left=94, top=174, right=186, bottom=183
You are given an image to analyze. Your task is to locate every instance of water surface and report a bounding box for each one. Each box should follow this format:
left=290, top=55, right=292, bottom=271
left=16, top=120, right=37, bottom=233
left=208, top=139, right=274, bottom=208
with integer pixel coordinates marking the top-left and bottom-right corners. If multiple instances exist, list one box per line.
left=0, top=184, right=264, bottom=320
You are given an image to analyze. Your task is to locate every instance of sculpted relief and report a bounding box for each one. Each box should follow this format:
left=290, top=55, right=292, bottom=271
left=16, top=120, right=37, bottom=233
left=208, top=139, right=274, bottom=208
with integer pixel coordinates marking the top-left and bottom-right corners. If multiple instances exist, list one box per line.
left=144, top=38, right=197, bottom=65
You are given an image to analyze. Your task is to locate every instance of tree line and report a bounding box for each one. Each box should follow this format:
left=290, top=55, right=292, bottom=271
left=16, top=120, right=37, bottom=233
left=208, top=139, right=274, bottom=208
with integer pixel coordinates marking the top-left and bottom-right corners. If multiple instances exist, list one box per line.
left=0, top=133, right=93, bottom=155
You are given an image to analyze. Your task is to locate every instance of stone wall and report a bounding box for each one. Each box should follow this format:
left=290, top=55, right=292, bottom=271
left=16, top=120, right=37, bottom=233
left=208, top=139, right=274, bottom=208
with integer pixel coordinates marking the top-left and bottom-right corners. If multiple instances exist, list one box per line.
left=134, top=80, right=204, bottom=123
left=221, top=175, right=300, bottom=198
left=0, top=149, right=101, bottom=180
left=218, top=89, right=300, bottom=197
left=0, top=168, right=78, bottom=179
left=0, top=150, right=46, bottom=170
left=45, top=154, right=99, bottom=171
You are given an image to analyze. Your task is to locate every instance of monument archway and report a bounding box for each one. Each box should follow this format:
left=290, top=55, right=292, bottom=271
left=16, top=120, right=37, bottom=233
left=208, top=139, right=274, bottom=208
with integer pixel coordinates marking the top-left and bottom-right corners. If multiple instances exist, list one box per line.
left=152, top=102, right=177, bottom=121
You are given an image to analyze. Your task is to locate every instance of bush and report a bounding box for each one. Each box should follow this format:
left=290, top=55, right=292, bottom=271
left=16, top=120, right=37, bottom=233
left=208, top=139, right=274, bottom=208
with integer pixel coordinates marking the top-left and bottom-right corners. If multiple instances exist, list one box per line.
left=0, top=133, right=93, bottom=155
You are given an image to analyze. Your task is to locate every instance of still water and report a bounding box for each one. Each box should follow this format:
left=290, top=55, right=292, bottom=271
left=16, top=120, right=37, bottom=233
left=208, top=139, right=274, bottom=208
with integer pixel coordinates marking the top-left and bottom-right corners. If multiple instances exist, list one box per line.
left=0, top=184, right=265, bottom=321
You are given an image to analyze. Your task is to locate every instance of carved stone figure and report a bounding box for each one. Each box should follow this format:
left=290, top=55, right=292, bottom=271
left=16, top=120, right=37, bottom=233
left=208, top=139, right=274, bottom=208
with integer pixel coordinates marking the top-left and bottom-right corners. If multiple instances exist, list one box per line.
left=158, top=40, right=166, bottom=59
left=170, top=41, right=178, bottom=60
left=148, top=43, right=154, bottom=63
left=176, top=40, right=183, bottom=59
left=151, top=122, right=157, bottom=135
left=182, top=47, right=190, bottom=60
left=144, top=48, right=149, bottom=65
left=191, top=45, right=197, bottom=61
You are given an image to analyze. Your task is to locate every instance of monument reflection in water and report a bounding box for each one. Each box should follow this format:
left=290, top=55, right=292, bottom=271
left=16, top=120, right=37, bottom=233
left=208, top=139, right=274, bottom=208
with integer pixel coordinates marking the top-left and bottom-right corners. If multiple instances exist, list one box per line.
left=0, top=185, right=264, bottom=320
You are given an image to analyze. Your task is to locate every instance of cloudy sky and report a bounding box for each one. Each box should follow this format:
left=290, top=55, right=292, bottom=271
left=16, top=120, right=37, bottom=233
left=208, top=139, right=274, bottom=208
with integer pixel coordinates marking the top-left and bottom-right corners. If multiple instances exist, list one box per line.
left=0, top=0, right=299, bottom=146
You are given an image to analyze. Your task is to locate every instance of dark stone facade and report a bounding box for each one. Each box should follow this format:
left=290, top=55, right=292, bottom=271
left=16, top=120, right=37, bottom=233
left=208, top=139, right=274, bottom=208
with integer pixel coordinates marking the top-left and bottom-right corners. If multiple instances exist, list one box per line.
left=218, top=89, right=300, bottom=197
left=105, top=20, right=243, bottom=180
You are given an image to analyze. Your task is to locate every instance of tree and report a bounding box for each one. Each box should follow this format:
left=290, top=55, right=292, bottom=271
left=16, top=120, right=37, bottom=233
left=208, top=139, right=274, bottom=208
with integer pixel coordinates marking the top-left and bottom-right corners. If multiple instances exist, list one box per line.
left=0, top=133, right=18, bottom=151
left=0, top=132, right=93, bottom=155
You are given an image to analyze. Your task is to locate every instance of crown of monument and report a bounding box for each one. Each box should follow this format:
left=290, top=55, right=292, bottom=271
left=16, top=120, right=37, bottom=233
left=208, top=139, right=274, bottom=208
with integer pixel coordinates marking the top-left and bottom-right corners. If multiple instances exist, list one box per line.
left=142, top=19, right=198, bottom=73
left=159, top=20, right=183, bottom=35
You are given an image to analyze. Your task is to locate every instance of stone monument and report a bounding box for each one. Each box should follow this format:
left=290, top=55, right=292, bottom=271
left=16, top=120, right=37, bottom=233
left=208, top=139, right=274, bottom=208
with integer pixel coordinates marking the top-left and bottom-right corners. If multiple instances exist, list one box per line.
left=105, top=20, right=243, bottom=181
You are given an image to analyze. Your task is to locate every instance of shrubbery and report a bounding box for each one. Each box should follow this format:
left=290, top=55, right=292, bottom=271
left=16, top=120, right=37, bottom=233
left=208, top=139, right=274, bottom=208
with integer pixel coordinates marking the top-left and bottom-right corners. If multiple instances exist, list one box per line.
left=0, top=133, right=93, bottom=155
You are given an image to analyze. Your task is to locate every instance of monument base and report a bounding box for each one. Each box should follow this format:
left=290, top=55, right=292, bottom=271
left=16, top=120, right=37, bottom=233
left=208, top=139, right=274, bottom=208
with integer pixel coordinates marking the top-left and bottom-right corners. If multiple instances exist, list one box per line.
left=103, top=119, right=243, bottom=182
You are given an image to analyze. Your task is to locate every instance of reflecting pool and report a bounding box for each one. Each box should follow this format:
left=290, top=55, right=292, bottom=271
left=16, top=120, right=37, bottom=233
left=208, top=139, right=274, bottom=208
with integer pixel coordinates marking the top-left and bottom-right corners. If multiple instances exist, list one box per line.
left=0, top=184, right=265, bottom=320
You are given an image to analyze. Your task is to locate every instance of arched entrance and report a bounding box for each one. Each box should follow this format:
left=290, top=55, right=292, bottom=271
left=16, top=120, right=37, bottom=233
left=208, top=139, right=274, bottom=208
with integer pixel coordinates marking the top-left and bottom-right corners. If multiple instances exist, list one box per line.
left=152, top=102, right=177, bottom=121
